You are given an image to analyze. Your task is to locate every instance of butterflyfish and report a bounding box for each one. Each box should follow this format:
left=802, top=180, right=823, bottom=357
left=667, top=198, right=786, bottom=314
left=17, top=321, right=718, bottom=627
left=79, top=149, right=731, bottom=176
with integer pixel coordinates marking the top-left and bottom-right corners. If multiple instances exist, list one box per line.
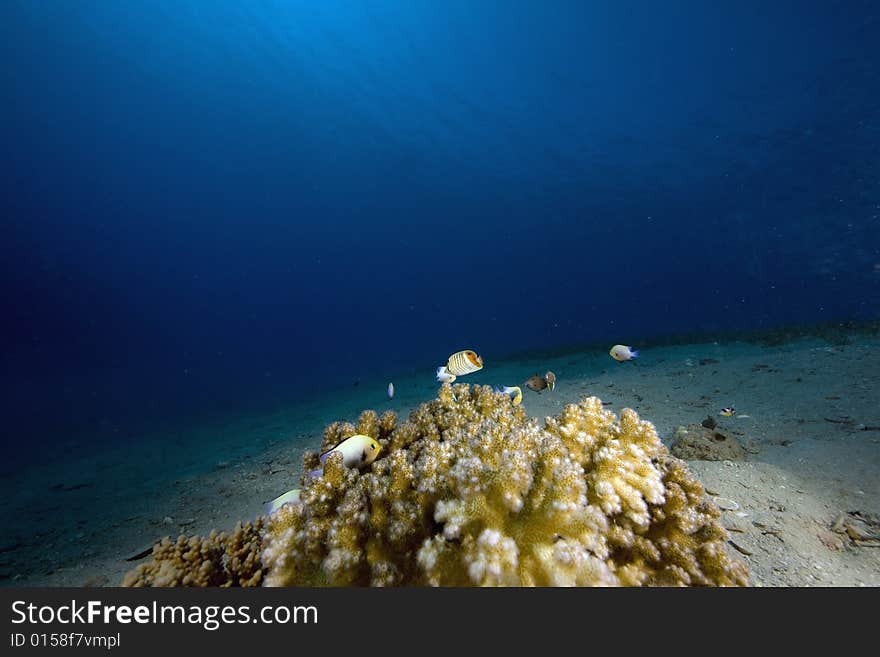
left=436, top=349, right=483, bottom=383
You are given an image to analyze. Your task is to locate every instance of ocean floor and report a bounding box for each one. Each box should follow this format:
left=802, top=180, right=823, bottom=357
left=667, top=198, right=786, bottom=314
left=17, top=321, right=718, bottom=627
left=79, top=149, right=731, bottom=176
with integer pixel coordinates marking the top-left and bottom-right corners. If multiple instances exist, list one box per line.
left=2, top=333, right=879, bottom=587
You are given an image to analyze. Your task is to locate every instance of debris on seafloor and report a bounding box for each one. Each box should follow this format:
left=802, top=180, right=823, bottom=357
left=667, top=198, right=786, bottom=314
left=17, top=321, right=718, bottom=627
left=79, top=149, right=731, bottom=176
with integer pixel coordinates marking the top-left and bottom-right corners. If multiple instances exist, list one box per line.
left=670, top=424, right=747, bottom=461
left=817, top=529, right=846, bottom=552
left=82, top=574, right=109, bottom=587
left=125, top=545, right=156, bottom=562
left=713, top=497, right=740, bottom=511
left=831, top=511, right=880, bottom=547
left=822, top=415, right=880, bottom=431
left=728, top=540, right=753, bottom=556
left=824, top=416, right=880, bottom=432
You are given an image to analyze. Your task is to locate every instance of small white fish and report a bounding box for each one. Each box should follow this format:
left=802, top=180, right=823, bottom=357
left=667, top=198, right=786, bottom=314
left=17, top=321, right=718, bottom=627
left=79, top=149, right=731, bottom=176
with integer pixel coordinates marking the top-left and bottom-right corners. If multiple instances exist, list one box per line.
left=436, top=366, right=457, bottom=383
left=265, top=488, right=301, bottom=516
left=609, top=345, right=639, bottom=362
left=387, top=382, right=394, bottom=399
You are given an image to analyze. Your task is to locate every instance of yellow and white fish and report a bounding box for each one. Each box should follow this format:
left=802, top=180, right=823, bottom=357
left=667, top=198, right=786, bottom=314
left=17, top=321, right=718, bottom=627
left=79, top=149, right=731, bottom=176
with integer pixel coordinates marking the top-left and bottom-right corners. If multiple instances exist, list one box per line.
left=436, top=349, right=483, bottom=383
left=320, top=434, right=382, bottom=469
left=609, top=345, right=639, bottom=362
left=307, top=434, right=382, bottom=478
left=494, top=385, right=523, bottom=405
left=719, top=407, right=751, bottom=418
left=264, top=488, right=301, bottom=516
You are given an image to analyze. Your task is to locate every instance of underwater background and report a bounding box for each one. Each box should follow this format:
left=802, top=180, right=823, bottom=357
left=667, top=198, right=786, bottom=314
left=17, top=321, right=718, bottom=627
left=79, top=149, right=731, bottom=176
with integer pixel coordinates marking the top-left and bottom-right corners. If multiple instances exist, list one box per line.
left=2, top=0, right=878, bottom=475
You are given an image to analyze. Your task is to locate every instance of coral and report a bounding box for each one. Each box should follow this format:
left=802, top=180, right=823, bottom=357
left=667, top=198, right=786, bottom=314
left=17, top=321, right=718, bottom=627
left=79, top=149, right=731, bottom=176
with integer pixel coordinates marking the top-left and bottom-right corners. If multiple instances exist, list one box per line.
left=262, top=385, right=748, bottom=586
left=123, top=386, right=748, bottom=587
left=122, top=518, right=266, bottom=587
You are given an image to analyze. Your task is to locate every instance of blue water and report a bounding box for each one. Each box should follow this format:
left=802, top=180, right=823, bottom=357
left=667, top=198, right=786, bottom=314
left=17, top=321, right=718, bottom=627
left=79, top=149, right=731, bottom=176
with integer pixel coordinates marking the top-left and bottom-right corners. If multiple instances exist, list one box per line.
left=2, top=1, right=878, bottom=470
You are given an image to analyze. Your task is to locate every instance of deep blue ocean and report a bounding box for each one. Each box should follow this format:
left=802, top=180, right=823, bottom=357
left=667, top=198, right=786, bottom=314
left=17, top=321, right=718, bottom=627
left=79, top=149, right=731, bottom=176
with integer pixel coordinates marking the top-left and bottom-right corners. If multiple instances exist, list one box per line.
left=2, top=1, right=878, bottom=470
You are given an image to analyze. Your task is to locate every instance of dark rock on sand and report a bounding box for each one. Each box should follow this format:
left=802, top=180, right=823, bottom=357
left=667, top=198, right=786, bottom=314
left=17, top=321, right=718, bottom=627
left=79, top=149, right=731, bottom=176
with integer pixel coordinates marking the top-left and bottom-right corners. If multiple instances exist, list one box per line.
left=670, top=424, right=747, bottom=461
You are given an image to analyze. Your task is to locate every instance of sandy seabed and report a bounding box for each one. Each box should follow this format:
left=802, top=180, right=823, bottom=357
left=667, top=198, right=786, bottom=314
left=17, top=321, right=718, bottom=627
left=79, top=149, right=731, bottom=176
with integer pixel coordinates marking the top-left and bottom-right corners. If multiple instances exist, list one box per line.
left=2, top=333, right=878, bottom=587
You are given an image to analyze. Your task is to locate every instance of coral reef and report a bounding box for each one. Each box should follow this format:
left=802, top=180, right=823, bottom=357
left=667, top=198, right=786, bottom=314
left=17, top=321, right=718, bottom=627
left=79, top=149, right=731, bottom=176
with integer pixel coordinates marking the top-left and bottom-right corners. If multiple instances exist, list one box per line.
left=670, top=424, right=747, bottom=461
left=124, top=386, right=748, bottom=586
left=262, top=385, right=747, bottom=586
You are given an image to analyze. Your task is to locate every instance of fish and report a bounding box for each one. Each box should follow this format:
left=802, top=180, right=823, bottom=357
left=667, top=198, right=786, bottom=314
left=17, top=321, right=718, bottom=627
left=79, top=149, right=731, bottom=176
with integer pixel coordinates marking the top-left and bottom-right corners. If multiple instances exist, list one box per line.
left=609, top=345, right=639, bottom=362
left=718, top=407, right=752, bottom=419
left=264, top=488, right=301, bottom=516
left=436, top=349, right=483, bottom=383
left=307, top=434, right=383, bottom=479
left=387, top=382, right=395, bottom=399
left=524, top=374, right=547, bottom=392
left=524, top=371, right=556, bottom=393
left=436, top=367, right=456, bottom=383
left=494, top=385, right=523, bottom=405
left=320, top=434, right=382, bottom=469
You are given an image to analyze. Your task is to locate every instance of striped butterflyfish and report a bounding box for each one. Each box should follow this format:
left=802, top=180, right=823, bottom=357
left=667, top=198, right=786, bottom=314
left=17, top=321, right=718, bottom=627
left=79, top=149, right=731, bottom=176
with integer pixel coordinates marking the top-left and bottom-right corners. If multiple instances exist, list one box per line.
left=436, top=350, right=483, bottom=383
